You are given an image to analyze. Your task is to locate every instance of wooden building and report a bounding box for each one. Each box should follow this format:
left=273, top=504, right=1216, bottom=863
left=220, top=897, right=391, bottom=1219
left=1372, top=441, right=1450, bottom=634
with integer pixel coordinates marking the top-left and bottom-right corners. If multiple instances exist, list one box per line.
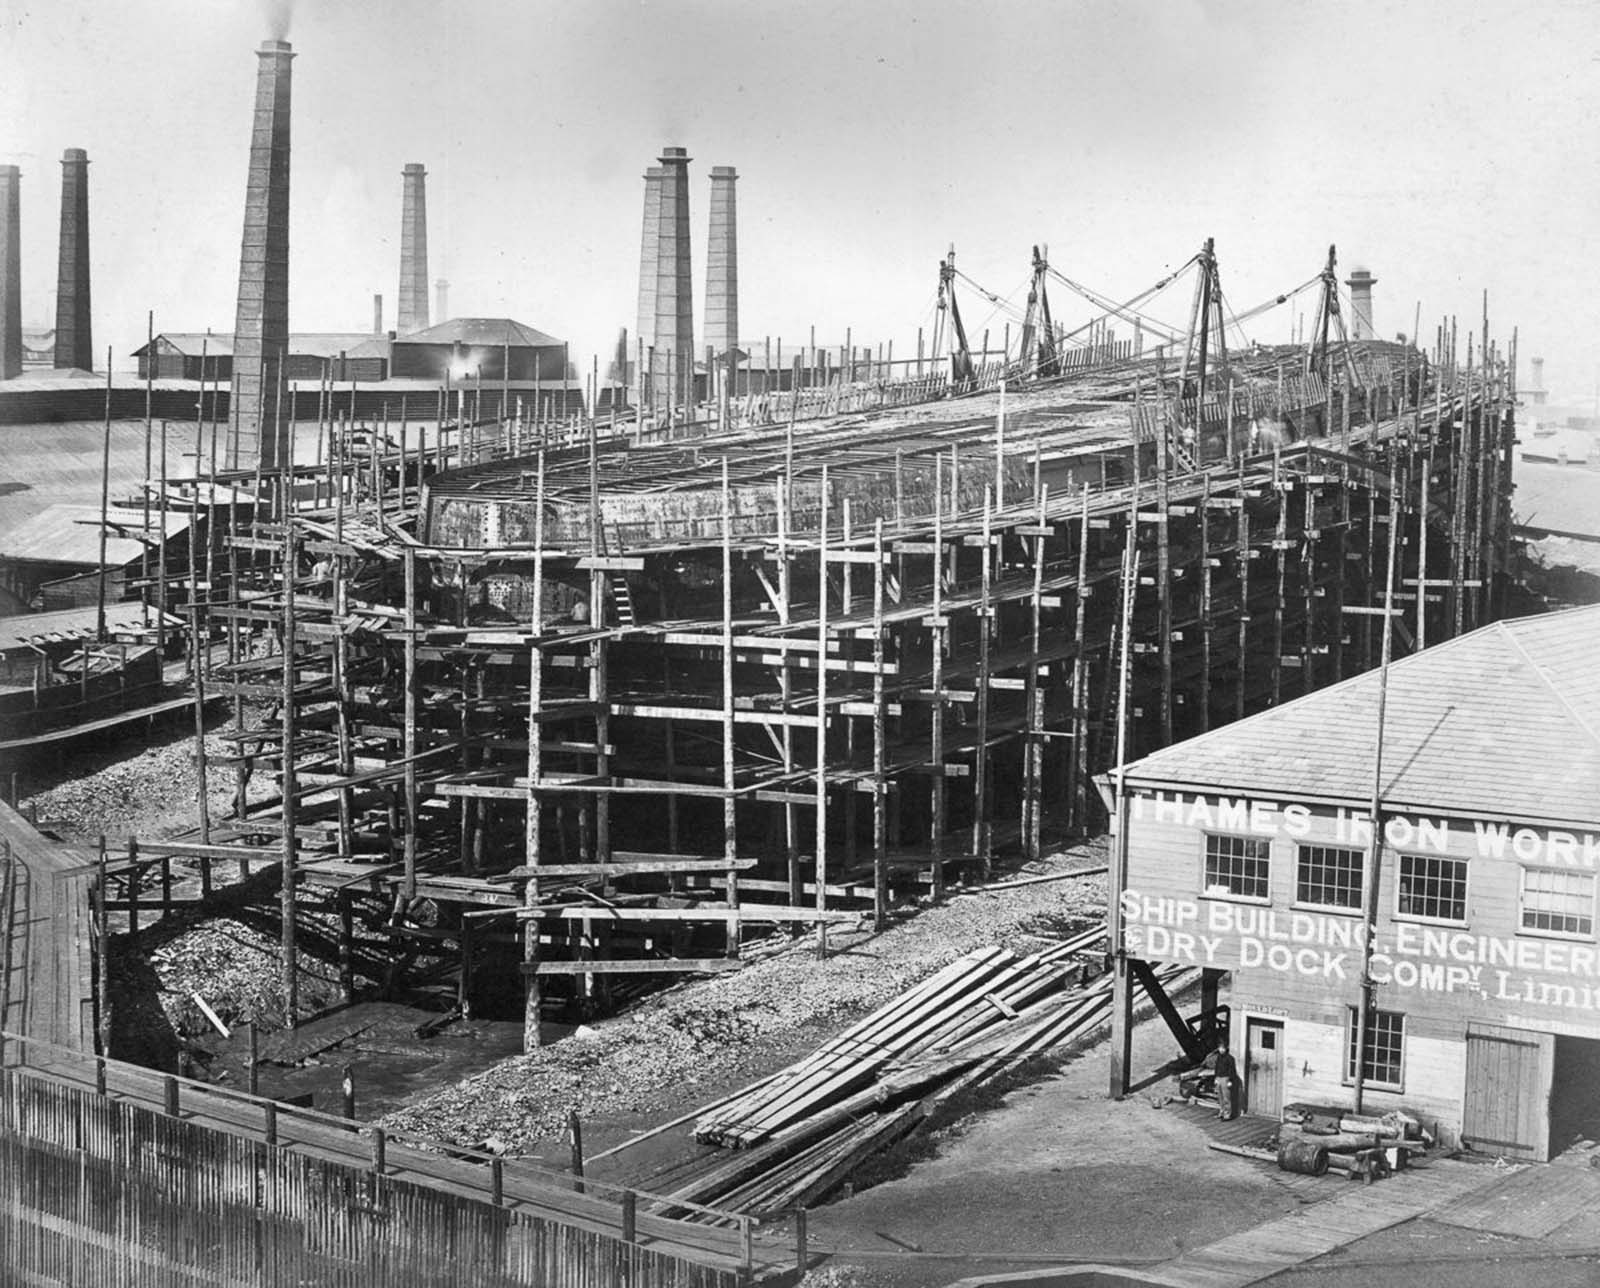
left=133, top=332, right=388, bottom=382
left=0, top=503, right=191, bottom=608
left=1105, top=604, right=1600, bottom=1160
left=388, top=317, right=568, bottom=382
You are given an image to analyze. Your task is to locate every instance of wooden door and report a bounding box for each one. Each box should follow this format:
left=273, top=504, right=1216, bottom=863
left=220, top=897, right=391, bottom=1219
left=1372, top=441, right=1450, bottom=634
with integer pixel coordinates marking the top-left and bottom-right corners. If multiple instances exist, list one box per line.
left=1463, top=1022, right=1554, bottom=1161
left=1245, top=1018, right=1284, bottom=1116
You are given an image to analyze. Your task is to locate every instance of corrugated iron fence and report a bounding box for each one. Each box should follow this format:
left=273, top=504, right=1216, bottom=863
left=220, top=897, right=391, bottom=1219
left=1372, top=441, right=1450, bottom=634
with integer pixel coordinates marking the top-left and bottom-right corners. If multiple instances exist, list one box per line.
left=0, top=1063, right=750, bottom=1287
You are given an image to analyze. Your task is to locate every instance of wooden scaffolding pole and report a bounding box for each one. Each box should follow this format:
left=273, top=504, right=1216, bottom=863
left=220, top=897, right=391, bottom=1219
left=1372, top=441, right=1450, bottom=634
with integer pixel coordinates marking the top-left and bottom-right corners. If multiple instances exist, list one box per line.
left=929, top=458, right=947, bottom=900
left=722, top=458, right=740, bottom=957
left=872, top=517, right=888, bottom=930
left=280, top=520, right=299, bottom=1026
left=523, top=447, right=547, bottom=1051
left=974, top=488, right=993, bottom=877
left=777, top=475, right=800, bottom=916
left=1068, top=484, right=1090, bottom=829
left=814, top=464, right=830, bottom=959
left=1155, top=404, right=1173, bottom=746
left=403, top=548, right=418, bottom=900
left=1023, top=482, right=1047, bottom=860
left=1198, top=474, right=1213, bottom=733
left=1270, top=461, right=1287, bottom=707
left=1234, top=467, right=1251, bottom=722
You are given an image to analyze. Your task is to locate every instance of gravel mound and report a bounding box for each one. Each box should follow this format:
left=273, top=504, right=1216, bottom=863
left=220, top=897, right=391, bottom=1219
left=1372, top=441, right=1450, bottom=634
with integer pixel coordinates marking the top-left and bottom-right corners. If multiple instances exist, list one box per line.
left=381, top=844, right=1109, bottom=1152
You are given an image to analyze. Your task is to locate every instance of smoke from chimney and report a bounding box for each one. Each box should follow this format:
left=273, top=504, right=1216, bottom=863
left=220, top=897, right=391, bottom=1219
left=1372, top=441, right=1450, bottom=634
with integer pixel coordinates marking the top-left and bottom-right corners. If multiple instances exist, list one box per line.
left=262, top=0, right=293, bottom=41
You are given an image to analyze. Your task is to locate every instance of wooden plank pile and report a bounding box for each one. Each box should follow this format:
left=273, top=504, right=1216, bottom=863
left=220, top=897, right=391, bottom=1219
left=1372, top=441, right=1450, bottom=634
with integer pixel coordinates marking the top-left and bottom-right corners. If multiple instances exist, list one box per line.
left=657, top=932, right=1195, bottom=1217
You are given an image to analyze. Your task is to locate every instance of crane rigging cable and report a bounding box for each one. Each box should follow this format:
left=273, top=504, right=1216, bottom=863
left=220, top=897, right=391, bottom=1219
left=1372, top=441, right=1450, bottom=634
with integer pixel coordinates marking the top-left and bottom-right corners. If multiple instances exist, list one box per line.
left=916, top=248, right=1337, bottom=372
left=1047, top=258, right=1200, bottom=345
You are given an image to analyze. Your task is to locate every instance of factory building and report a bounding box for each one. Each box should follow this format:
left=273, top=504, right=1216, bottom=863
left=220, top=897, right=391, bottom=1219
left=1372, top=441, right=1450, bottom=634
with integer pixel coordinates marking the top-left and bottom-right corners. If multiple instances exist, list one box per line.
left=1107, top=604, right=1600, bottom=1161
left=387, top=317, right=568, bottom=382
left=133, top=332, right=388, bottom=383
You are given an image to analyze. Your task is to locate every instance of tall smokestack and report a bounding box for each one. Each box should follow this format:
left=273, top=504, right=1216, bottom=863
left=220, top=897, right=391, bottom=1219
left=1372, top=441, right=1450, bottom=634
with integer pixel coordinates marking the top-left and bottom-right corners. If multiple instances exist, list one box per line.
left=653, top=146, right=693, bottom=392
left=704, top=166, right=738, bottom=362
left=0, top=166, right=19, bottom=380
left=54, top=149, right=92, bottom=371
left=435, top=278, right=449, bottom=324
left=635, top=165, right=663, bottom=352
left=398, top=163, right=429, bottom=334
left=1344, top=267, right=1376, bottom=342
left=231, top=38, right=294, bottom=470
left=373, top=292, right=383, bottom=336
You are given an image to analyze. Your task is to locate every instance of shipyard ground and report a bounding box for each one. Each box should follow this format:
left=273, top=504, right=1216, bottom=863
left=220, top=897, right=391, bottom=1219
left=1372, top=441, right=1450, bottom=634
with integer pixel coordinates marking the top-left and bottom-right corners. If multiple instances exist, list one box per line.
left=17, top=731, right=1600, bottom=1287
left=786, top=1018, right=1600, bottom=1287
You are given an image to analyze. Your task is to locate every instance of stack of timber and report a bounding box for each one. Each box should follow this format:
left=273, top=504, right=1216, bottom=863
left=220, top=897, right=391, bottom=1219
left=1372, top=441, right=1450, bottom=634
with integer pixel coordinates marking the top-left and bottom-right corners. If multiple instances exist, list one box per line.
left=655, top=930, right=1195, bottom=1217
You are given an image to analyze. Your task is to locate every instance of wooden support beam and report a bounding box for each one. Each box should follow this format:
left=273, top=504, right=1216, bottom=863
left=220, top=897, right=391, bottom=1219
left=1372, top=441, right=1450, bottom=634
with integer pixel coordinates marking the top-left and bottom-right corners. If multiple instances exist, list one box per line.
left=280, top=521, right=298, bottom=1026
left=516, top=905, right=862, bottom=924
left=872, top=517, right=888, bottom=930
left=722, top=458, right=740, bottom=959
left=523, top=959, right=743, bottom=976
left=815, top=465, right=830, bottom=960
left=974, top=488, right=993, bottom=877
left=524, top=447, right=546, bottom=1052
left=1128, top=956, right=1208, bottom=1065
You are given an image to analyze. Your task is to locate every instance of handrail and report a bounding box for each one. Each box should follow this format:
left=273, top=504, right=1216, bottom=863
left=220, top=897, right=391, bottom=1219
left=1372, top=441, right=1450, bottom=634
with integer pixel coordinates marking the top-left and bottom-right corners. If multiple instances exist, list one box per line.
left=0, top=842, right=15, bottom=1056
left=0, top=1027, right=764, bottom=1256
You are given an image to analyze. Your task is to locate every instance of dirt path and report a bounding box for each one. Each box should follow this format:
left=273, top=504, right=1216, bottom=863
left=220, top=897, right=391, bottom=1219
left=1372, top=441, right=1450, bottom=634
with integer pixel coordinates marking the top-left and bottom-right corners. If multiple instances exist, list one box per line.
left=790, top=1015, right=1312, bottom=1286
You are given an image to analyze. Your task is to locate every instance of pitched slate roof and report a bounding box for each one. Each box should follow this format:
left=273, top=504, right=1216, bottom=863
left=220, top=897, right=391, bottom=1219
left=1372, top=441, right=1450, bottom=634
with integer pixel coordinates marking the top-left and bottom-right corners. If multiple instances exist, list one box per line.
left=0, top=505, right=190, bottom=568
left=130, top=333, right=377, bottom=359
left=1117, top=605, right=1600, bottom=829
left=130, top=333, right=236, bottom=358
left=394, top=318, right=564, bottom=349
left=0, top=603, right=184, bottom=653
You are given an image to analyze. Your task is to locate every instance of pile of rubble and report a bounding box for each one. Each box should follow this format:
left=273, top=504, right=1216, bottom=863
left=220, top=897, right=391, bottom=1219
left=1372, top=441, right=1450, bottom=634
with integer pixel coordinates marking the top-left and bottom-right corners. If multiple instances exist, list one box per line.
left=380, top=844, right=1109, bottom=1152
left=25, top=722, right=270, bottom=844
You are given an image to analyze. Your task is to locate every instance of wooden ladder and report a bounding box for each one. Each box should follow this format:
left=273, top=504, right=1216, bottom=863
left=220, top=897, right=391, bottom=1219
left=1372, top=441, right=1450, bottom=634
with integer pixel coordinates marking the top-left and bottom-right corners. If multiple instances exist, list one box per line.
left=610, top=575, right=636, bottom=628
left=1169, top=432, right=1201, bottom=474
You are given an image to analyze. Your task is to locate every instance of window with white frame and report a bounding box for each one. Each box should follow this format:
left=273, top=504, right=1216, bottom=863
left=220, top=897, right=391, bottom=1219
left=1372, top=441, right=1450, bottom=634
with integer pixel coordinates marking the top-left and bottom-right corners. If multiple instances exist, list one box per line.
left=1203, top=834, right=1270, bottom=901
left=1520, top=868, right=1595, bottom=937
left=1346, top=1006, right=1404, bottom=1089
left=1296, top=844, right=1364, bottom=910
left=1395, top=853, right=1467, bottom=922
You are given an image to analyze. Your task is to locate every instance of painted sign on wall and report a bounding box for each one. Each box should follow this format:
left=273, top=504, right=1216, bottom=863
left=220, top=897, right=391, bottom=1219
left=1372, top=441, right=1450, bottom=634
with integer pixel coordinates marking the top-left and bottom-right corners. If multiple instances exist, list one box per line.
left=1120, top=891, right=1600, bottom=1012
left=1130, top=792, right=1600, bottom=868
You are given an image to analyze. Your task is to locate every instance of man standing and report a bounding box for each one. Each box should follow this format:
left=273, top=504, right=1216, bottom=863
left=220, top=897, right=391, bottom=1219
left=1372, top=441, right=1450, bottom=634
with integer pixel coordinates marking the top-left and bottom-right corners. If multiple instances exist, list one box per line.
left=1213, top=1039, right=1240, bottom=1121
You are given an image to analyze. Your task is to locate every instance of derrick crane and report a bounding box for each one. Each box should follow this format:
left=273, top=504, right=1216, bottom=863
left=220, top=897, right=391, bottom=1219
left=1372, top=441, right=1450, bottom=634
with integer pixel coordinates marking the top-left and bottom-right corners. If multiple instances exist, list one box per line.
left=931, top=245, right=975, bottom=391
left=1177, top=236, right=1229, bottom=408
left=1305, top=244, right=1361, bottom=388
left=1017, top=244, right=1061, bottom=379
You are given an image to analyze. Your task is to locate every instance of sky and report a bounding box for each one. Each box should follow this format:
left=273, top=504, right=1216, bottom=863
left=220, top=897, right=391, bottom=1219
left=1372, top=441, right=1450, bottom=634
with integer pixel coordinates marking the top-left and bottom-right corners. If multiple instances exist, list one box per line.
left=3, top=0, right=1598, bottom=401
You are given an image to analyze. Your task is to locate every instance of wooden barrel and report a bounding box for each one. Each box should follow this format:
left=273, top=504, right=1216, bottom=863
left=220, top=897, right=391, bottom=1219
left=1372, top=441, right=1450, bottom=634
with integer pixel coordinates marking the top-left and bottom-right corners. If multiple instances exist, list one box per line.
left=1277, top=1136, right=1330, bottom=1176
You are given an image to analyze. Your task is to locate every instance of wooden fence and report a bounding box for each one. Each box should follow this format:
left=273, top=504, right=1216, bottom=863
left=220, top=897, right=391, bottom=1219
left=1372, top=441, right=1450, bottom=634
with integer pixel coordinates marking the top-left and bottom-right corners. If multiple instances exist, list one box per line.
left=0, top=1038, right=775, bottom=1286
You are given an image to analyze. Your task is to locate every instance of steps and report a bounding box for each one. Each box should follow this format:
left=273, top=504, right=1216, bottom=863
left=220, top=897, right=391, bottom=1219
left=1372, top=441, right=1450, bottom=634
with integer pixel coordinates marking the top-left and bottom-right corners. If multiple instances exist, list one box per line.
left=610, top=575, right=636, bottom=628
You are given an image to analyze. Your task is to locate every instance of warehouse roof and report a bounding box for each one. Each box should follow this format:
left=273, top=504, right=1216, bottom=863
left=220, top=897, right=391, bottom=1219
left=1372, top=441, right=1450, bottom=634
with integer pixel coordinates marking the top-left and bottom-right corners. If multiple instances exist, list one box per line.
left=130, top=332, right=383, bottom=360
left=0, top=603, right=184, bottom=653
left=131, top=333, right=235, bottom=357
left=0, top=504, right=191, bottom=569
left=394, top=318, right=564, bottom=349
left=1116, top=605, right=1600, bottom=829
